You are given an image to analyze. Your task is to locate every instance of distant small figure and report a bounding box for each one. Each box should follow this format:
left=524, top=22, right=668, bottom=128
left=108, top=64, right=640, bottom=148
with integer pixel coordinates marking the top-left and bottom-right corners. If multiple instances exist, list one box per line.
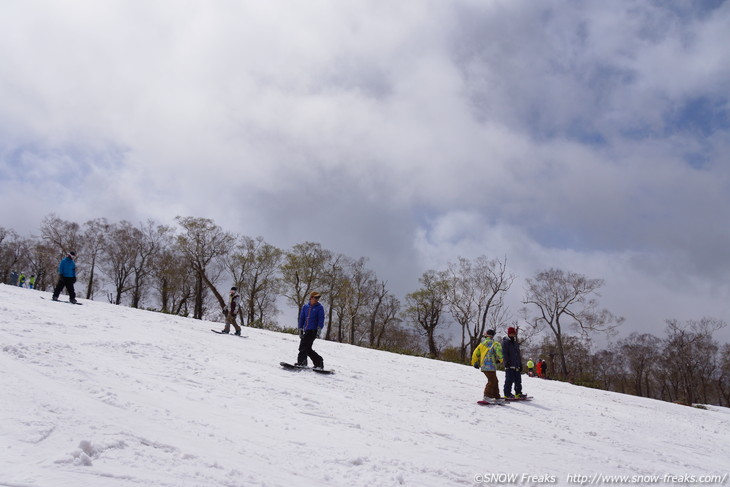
left=29, top=275, right=36, bottom=290
left=541, top=359, right=549, bottom=379
left=18, top=272, right=26, bottom=287
left=536, top=359, right=545, bottom=379
left=52, top=251, right=77, bottom=303
left=9, top=271, right=18, bottom=286
left=219, top=286, right=242, bottom=336
left=526, top=358, right=535, bottom=377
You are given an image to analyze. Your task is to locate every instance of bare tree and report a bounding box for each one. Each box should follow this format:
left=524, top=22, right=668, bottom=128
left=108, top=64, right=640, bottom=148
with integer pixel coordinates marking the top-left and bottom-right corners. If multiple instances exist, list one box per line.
left=717, top=344, right=730, bottom=407
left=40, top=214, right=82, bottom=254
left=523, top=268, right=624, bottom=378
left=341, top=257, right=376, bottom=345
left=616, top=333, right=661, bottom=397
left=0, top=228, right=24, bottom=284
left=661, top=318, right=725, bottom=405
left=23, top=238, right=57, bottom=291
left=152, top=241, right=194, bottom=316
left=321, top=253, right=347, bottom=341
left=128, top=220, right=166, bottom=309
left=100, top=221, right=140, bottom=305
left=82, top=218, right=110, bottom=299
left=175, top=217, right=234, bottom=319
left=225, top=235, right=283, bottom=327
left=367, top=281, right=401, bottom=348
left=404, top=270, right=450, bottom=358
left=446, top=256, right=514, bottom=362
left=280, top=241, right=331, bottom=322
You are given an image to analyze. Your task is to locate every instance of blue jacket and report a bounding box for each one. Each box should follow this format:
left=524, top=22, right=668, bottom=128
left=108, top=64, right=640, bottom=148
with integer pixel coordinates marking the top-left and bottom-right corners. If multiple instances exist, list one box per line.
left=502, top=336, right=522, bottom=369
left=298, top=302, right=325, bottom=331
left=58, top=256, right=76, bottom=278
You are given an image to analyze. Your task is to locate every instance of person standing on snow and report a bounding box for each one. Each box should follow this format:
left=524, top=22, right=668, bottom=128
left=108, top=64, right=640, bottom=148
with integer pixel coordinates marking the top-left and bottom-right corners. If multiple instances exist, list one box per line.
left=18, top=272, right=26, bottom=287
left=471, top=329, right=504, bottom=404
left=526, top=358, right=535, bottom=377
left=297, top=291, right=325, bottom=369
left=219, top=286, right=242, bottom=335
left=52, top=251, right=77, bottom=303
left=502, top=326, right=525, bottom=398
left=9, top=270, right=18, bottom=286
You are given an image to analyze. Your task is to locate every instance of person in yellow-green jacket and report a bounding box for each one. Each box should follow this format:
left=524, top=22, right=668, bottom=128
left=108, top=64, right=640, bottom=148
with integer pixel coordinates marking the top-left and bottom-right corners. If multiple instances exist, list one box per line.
left=526, top=358, right=535, bottom=377
left=471, top=329, right=504, bottom=404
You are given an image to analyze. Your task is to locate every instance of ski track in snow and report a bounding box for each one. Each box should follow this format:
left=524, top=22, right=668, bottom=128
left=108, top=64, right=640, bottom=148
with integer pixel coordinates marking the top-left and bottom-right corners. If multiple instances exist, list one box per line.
left=1, top=283, right=729, bottom=486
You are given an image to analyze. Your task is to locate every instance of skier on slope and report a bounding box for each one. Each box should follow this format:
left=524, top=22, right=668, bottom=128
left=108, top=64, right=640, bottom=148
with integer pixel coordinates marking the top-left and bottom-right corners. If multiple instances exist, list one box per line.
left=296, top=291, right=325, bottom=369
left=219, top=286, right=242, bottom=336
left=471, top=329, right=504, bottom=404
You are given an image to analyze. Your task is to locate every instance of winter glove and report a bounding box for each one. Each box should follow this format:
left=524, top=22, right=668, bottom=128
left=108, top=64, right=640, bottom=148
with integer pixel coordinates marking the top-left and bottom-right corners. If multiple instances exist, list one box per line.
left=298, top=328, right=304, bottom=338
left=316, top=328, right=322, bottom=339
left=473, top=364, right=479, bottom=369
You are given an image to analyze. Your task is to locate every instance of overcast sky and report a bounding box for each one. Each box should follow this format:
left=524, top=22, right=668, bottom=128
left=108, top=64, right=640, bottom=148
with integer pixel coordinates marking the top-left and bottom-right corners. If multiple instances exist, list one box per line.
left=1, top=1, right=729, bottom=343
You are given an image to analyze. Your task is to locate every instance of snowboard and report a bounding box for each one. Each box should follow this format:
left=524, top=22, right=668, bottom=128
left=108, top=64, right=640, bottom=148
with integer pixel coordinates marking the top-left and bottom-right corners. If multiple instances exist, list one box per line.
left=503, top=396, right=532, bottom=401
left=477, top=400, right=507, bottom=406
left=280, top=362, right=334, bottom=374
left=41, top=296, right=82, bottom=305
left=210, top=329, right=247, bottom=338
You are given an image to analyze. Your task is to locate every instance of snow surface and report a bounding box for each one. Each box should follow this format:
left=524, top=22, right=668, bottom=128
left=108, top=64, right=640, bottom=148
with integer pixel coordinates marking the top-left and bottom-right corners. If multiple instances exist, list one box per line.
left=1, top=283, right=728, bottom=487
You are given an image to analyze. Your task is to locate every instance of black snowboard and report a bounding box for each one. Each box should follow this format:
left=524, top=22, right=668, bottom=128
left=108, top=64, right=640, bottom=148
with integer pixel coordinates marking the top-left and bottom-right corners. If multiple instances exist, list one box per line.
left=280, top=362, right=334, bottom=374
left=41, top=296, right=82, bottom=305
left=211, top=329, right=247, bottom=338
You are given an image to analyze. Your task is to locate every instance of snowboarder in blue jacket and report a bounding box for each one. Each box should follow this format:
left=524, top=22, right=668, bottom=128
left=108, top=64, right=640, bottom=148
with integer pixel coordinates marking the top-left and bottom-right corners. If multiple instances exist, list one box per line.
left=297, top=291, right=325, bottom=369
left=52, top=251, right=77, bottom=303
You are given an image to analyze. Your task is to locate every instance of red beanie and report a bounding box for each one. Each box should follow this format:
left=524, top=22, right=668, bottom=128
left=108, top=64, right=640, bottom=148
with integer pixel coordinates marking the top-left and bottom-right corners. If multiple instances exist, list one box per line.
left=507, top=327, right=517, bottom=335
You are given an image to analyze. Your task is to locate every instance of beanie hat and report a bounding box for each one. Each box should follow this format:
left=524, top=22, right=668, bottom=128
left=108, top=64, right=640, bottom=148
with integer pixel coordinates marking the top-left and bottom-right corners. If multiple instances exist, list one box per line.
left=230, top=286, right=238, bottom=291
left=507, top=327, right=517, bottom=335
left=484, top=329, right=495, bottom=337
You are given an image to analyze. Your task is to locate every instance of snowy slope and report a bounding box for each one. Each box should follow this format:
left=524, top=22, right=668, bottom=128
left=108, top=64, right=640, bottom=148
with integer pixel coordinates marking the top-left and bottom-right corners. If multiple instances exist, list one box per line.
left=1, top=283, right=728, bottom=487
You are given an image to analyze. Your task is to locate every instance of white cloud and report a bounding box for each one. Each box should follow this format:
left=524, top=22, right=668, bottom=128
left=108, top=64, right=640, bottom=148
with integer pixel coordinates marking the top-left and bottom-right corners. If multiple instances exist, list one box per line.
left=1, top=0, right=729, bottom=342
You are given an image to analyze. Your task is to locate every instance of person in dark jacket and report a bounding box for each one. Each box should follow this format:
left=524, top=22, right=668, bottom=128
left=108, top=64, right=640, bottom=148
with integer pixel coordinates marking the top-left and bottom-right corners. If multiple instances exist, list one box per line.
left=297, top=291, right=325, bottom=369
left=220, top=286, right=242, bottom=335
left=52, top=251, right=77, bottom=303
left=502, top=326, right=525, bottom=398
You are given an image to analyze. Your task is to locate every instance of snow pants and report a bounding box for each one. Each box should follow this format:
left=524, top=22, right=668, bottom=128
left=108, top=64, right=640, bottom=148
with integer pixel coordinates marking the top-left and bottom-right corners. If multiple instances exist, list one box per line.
left=53, top=276, right=76, bottom=302
left=504, top=368, right=522, bottom=396
left=297, top=329, right=323, bottom=368
left=482, top=371, right=500, bottom=399
left=222, top=311, right=241, bottom=334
